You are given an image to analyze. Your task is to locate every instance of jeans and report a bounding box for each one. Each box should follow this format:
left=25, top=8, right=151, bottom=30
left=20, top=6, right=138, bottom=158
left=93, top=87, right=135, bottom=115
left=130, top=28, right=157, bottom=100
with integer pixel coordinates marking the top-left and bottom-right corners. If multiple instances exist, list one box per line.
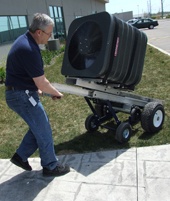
left=5, top=89, right=58, bottom=170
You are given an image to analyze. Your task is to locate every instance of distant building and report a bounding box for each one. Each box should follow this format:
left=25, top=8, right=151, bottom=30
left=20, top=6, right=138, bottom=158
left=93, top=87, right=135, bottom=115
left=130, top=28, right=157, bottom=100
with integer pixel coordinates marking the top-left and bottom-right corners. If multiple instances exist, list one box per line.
left=113, top=11, right=133, bottom=21
left=0, top=0, right=108, bottom=45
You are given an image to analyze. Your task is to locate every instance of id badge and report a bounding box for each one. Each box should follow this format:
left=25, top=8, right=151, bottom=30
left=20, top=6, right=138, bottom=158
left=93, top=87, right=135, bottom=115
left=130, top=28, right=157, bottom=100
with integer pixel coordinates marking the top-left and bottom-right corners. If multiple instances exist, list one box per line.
left=29, top=96, right=37, bottom=106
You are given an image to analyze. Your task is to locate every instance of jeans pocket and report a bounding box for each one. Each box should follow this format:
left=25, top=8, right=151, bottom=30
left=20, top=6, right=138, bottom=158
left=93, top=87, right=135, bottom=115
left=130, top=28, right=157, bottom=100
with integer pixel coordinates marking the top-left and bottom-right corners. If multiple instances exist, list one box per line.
left=5, top=91, right=18, bottom=102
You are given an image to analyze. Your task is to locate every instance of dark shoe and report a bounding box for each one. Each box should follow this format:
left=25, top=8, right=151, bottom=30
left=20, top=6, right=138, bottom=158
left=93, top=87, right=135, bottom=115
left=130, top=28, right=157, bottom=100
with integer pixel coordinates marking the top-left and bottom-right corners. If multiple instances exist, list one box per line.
left=10, top=153, right=32, bottom=171
left=43, top=164, right=70, bottom=177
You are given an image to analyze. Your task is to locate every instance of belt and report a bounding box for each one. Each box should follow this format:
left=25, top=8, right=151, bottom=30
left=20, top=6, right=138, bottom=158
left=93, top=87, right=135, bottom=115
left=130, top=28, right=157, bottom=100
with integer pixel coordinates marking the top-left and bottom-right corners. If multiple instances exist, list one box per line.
left=5, top=86, right=37, bottom=91
left=5, top=86, right=23, bottom=91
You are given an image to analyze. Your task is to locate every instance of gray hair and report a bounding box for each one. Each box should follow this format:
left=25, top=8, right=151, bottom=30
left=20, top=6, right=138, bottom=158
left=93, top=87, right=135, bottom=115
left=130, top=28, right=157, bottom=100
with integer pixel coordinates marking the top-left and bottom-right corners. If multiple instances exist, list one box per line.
left=29, top=13, right=54, bottom=33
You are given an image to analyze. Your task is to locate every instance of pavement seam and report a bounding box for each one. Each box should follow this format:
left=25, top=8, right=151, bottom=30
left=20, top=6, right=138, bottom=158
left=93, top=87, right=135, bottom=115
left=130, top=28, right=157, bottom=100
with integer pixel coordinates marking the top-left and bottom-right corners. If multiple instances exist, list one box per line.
left=73, top=182, right=82, bottom=201
left=0, top=159, right=11, bottom=179
left=136, top=148, right=139, bottom=201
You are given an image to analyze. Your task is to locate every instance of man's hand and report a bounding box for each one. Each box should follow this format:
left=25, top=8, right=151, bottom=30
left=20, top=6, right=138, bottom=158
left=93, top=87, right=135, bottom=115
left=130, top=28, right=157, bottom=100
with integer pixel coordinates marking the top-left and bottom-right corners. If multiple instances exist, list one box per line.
left=37, top=89, right=43, bottom=96
left=51, top=95, right=62, bottom=100
left=51, top=91, right=63, bottom=100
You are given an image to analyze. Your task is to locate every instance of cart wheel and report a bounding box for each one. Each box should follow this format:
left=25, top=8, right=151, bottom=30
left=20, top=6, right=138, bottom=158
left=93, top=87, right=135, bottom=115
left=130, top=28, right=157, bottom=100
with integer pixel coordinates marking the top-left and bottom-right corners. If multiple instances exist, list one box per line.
left=130, top=106, right=141, bottom=124
left=85, top=114, right=99, bottom=132
left=141, top=102, right=165, bottom=133
left=115, top=122, right=132, bottom=143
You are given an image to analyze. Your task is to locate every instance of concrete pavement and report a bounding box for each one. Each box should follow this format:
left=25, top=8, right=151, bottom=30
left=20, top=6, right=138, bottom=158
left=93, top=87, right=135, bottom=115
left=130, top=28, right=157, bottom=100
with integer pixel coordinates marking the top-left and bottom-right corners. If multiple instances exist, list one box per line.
left=142, top=19, right=170, bottom=56
left=0, top=144, right=170, bottom=201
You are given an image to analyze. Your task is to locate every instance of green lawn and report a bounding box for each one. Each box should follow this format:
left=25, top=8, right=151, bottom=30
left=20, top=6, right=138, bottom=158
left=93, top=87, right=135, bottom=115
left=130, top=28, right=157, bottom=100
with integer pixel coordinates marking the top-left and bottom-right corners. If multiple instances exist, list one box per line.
left=0, top=45, right=170, bottom=158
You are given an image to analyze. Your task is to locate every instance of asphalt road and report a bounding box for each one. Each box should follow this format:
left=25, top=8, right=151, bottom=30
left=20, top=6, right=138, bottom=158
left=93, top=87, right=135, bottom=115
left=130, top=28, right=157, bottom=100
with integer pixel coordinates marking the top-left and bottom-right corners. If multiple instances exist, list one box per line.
left=142, top=19, right=170, bottom=55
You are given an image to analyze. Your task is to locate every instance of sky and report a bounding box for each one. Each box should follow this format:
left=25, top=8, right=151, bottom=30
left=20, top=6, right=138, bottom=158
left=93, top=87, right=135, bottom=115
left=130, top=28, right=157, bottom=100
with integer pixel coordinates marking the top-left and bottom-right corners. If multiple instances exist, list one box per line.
left=105, top=0, right=170, bottom=16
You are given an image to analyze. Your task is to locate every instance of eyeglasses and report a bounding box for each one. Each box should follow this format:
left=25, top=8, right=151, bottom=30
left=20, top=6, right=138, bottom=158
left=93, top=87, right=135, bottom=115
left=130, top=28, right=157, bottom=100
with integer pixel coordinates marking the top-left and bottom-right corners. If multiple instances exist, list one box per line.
left=41, top=30, right=52, bottom=36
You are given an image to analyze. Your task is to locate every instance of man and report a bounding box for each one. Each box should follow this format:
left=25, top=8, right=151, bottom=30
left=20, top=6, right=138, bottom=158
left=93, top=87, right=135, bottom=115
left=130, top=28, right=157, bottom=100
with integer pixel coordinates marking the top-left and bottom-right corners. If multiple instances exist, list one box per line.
left=5, top=13, right=70, bottom=177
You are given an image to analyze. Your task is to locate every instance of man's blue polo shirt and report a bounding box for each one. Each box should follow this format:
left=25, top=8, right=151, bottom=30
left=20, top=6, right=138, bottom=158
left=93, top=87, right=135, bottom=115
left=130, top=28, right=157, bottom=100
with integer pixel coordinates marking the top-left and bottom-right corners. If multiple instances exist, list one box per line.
left=5, top=31, right=44, bottom=91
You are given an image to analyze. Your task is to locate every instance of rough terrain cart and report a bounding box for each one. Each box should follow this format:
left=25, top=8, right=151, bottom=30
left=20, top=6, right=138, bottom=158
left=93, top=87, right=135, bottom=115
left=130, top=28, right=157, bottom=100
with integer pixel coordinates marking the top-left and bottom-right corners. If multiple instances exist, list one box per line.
left=53, top=12, right=165, bottom=143
left=53, top=78, right=165, bottom=143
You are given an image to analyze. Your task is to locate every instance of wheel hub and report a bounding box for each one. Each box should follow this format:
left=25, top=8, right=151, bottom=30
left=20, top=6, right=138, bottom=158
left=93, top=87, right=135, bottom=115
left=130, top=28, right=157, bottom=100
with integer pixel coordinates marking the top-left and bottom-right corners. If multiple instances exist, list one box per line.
left=153, top=110, right=163, bottom=127
left=123, top=129, right=130, bottom=139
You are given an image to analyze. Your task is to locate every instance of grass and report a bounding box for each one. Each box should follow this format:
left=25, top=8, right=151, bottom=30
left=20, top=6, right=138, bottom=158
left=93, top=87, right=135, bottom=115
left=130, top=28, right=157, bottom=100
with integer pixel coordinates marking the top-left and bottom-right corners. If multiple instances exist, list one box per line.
left=0, top=45, right=170, bottom=158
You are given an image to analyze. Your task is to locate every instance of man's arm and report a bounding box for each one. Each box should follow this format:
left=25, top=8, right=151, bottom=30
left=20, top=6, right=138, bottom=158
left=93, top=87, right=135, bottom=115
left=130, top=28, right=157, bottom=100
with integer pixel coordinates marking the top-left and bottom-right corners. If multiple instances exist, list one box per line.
left=33, top=75, right=63, bottom=98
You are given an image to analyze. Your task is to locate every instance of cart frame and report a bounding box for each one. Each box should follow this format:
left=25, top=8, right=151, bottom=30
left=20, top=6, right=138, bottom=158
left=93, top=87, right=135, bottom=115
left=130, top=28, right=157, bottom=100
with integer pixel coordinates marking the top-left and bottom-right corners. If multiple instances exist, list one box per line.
left=52, top=77, right=165, bottom=143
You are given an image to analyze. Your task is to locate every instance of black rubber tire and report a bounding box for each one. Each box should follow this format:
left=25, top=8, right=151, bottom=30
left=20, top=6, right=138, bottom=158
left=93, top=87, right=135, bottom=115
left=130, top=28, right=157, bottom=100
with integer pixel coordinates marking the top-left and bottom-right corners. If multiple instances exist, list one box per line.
left=85, top=114, right=99, bottom=132
left=130, top=106, right=141, bottom=124
left=115, top=122, right=132, bottom=143
left=149, top=24, right=154, bottom=29
left=141, top=102, right=165, bottom=133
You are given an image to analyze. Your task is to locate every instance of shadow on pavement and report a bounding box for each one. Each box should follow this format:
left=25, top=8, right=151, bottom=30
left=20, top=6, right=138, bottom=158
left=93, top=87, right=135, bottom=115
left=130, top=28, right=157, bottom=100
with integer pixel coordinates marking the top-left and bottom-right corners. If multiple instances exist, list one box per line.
left=0, top=170, right=54, bottom=201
